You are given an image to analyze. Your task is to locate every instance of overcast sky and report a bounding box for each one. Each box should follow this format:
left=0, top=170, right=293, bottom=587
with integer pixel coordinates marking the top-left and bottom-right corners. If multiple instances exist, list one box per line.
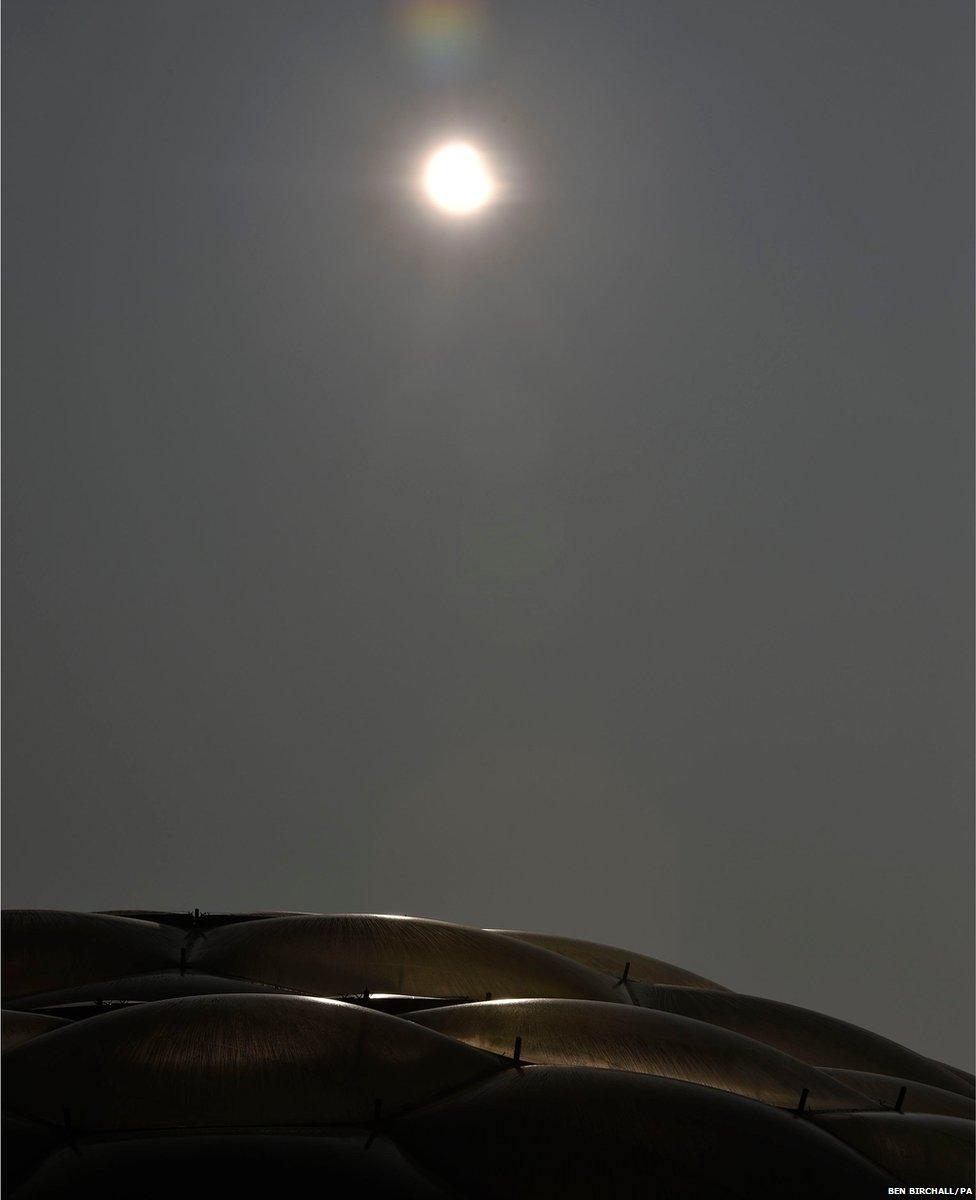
left=4, top=0, right=973, bottom=1065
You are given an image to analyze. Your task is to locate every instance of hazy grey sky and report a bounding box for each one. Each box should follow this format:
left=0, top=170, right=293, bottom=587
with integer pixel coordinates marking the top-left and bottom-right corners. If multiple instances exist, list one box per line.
left=4, top=1, right=973, bottom=1064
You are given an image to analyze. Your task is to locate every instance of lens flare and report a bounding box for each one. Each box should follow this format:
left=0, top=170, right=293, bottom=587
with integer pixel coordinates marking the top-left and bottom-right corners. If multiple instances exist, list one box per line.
left=393, top=0, right=489, bottom=83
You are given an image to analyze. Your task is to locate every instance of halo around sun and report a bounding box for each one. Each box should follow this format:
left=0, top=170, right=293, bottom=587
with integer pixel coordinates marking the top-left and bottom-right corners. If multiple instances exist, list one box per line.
left=422, top=142, right=495, bottom=216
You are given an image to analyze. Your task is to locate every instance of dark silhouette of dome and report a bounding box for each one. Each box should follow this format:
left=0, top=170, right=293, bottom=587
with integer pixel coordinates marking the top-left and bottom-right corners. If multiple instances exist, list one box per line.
left=394, top=1066, right=892, bottom=1199
left=1, top=1013, right=68, bottom=1054
left=812, top=1111, right=975, bottom=1186
left=2, top=908, right=972, bottom=1197
left=8, top=1133, right=451, bottom=1199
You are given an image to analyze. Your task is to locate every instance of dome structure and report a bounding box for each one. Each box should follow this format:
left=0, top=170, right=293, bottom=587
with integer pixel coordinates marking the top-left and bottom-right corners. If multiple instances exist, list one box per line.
left=822, top=1069, right=974, bottom=1120
left=188, top=913, right=620, bottom=1002
left=407, top=997, right=869, bottom=1110
left=395, top=1065, right=893, bottom=1199
left=2, top=908, right=972, bottom=1197
left=2, top=911, right=182, bottom=1001
left=1, top=1013, right=68, bottom=1054
left=492, top=928, right=726, bottom=989
left=628, top=981, right=973, bottom=1094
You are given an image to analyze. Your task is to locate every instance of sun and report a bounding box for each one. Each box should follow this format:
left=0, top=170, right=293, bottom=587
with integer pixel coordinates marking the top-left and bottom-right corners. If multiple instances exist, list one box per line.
left=422, top=142, right=495, bottom=216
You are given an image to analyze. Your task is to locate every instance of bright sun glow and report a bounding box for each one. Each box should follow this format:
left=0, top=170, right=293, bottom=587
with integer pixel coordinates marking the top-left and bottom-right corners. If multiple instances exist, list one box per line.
left=423, top=142, right=495, bottom=215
